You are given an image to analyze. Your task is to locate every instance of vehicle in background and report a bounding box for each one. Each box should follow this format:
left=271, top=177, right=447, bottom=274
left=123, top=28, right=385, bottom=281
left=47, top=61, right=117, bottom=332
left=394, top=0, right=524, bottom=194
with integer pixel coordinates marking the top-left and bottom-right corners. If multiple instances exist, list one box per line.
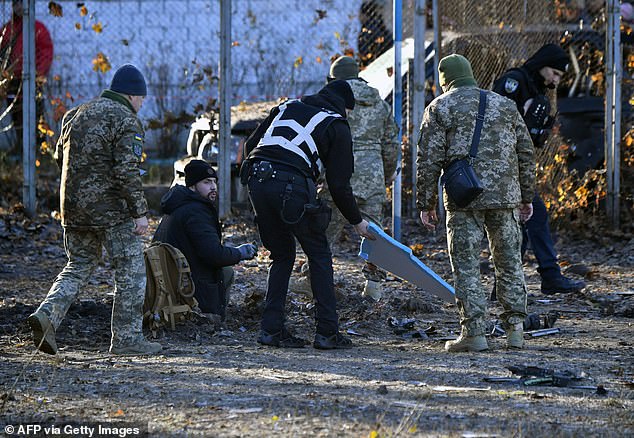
left=171, top=101, right=278, bottom=207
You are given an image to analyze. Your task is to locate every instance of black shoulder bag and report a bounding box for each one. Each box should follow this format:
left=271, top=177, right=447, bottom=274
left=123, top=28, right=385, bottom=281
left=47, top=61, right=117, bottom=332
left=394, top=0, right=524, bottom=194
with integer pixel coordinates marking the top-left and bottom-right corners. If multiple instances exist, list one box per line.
left=441, top=90, right=487, bottom=208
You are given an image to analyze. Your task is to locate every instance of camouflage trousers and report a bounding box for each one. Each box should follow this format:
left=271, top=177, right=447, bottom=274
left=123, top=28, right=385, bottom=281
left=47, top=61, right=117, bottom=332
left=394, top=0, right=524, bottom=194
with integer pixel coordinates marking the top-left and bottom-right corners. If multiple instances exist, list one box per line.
left=34, top=221, right=146, bottom=348
left=323, top=192, right=386, bottom=282
left=446, top=208, right=527, bottom=336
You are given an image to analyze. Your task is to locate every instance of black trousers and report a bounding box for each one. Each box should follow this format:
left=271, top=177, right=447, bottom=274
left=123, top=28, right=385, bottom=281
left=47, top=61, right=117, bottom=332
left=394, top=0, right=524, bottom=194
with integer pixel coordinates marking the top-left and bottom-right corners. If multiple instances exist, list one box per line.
left=521, top=193, right=561, bottom=281
left=247, top=163, right=338, bottom=336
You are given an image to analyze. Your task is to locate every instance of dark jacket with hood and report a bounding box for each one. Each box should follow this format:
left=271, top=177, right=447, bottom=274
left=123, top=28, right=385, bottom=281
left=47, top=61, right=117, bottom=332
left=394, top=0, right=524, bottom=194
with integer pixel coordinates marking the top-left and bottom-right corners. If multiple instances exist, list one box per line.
left=153, top=185, right=241, bottom=316
left=492, top=44, right=569, bottom=147
left=244, top=85, right=362, bottom=225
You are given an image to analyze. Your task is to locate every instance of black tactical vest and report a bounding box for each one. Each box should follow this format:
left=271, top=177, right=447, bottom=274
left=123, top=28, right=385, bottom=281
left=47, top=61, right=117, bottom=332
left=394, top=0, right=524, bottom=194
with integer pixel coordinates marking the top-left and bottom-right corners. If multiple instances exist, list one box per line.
left=255, top=99, right=342, bottom=180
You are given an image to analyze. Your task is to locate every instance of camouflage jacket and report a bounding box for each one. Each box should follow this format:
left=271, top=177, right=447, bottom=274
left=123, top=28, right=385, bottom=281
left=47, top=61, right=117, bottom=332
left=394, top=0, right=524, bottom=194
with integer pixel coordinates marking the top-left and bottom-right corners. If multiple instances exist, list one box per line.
left=416, top=86, right=535, bottom=211
left=346, top=79, right=399, bottom=201
left=54, top=90, right=147, bottom=229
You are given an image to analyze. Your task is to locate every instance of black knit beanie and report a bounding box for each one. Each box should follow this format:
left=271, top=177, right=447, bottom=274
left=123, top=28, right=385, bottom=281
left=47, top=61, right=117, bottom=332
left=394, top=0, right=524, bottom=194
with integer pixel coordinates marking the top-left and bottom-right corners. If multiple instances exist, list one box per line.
left=109, top=64, right=148, bottom=96
left=523, top=44, right=569, bottom=73
left=185, top=160, right=217, bottom=187
left=322, top=79, right=355, bottom=110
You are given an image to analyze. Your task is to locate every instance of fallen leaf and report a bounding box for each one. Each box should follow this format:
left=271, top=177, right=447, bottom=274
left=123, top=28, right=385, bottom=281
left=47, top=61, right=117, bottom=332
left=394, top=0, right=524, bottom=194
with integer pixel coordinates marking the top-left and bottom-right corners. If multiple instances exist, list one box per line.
left=48, top=2, right=63, bottom=17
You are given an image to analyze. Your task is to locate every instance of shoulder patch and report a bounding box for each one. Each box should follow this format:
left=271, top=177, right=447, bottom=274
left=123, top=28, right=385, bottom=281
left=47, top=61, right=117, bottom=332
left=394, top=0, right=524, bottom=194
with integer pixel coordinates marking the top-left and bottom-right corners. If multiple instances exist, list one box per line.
left=132, top=133, right=144, bottom=157
left=504, top=78, right=519, bottom=94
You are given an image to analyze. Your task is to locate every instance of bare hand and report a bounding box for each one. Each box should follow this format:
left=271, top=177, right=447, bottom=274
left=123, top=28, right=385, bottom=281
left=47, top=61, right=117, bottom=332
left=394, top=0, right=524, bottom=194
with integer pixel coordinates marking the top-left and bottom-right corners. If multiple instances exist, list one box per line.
left=419, top=210, right=438, bottom=231
left=523, top=98, right=533, bottom=116
left=353, top=219, right=376, bottom=240
left=133, top=216, right=149, bottom=235
left=519, top=203, right=533, bottom=223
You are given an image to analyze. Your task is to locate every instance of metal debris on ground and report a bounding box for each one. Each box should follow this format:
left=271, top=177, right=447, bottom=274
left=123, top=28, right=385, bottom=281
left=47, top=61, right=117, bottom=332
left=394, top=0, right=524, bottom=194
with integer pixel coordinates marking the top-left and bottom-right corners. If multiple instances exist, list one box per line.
left=526, top=328, right=561, bottom=337
left=483, top=364, right=606, bottom=392
left=387, top=316, right=436, bottom=339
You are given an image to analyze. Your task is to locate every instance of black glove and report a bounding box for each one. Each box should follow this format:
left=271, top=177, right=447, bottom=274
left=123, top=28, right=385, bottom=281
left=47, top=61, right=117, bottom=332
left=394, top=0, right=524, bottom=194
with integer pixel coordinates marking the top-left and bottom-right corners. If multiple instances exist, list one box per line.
left=237, top=243, right=257, bottom=260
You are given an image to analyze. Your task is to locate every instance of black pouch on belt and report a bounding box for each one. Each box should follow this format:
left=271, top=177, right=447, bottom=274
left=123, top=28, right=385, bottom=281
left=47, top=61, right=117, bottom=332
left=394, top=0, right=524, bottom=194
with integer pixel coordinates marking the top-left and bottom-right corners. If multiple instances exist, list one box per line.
left=253, top=161, right=273, bottom=181
left=239, top=158, right=253, bottom=185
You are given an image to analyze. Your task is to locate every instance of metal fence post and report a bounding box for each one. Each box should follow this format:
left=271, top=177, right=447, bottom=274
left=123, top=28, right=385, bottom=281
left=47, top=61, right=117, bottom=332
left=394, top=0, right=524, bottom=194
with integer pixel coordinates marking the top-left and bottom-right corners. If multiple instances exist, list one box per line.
left=432, top=0, right=441, bottom=96
left=22, top=0, right=36, bottom=217
left=412, top=0, right=426, bottom=218
left=392, top=0, right=403, bottom=240
left=219, top=0, right=232, bottom=218
left=605, top=0, right=620, bottom=229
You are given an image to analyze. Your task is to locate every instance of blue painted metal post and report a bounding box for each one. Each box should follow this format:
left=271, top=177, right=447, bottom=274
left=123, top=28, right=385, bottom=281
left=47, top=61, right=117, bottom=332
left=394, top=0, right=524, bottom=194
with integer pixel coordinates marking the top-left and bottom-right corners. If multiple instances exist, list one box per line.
left=392, top=0, right=403, bottom=240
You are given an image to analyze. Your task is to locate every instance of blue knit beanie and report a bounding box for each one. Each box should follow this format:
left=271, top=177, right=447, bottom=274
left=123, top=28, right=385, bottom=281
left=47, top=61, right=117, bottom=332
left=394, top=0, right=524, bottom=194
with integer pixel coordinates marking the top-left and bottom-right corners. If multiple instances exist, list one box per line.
left=109, top=64, right=147, bottom=96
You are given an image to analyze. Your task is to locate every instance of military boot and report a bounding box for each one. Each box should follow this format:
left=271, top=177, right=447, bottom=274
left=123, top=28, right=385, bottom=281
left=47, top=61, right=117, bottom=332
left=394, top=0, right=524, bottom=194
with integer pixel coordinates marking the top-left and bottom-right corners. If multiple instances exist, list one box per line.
left=362, top=280, right=382, bottom=301
left=444, top=334, right=488, bottom=352
left=313, top=332, right=353, bottom=350
left=257, top=329, right=307, bottom=348
left=27, top=311, right=57, bottom=355
left=506, top=323, right=524, bottom=349
left=110, top=339, right=162, bottom=355
left=541, top=276, right=586, bottom=295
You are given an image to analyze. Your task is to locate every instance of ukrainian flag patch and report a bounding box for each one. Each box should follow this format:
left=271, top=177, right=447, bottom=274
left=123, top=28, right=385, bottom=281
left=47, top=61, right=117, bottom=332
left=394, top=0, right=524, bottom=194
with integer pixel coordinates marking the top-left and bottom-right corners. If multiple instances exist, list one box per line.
left=132, top=134, right=144, bottom=157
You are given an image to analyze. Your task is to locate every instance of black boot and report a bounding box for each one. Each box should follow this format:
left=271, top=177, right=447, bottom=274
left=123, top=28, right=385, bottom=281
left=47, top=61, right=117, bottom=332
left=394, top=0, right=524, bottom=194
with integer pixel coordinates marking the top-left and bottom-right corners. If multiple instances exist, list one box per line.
left=541, top=276, right=586, bottom=295
left=313, top=332, right=353, bottom=350
left=257, top=329, right=307, bottom=348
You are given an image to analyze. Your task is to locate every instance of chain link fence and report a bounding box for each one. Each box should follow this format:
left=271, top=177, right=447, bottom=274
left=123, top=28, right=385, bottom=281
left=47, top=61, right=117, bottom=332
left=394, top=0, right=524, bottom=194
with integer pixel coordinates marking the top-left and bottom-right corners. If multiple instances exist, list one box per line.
left=438, top=0, right=634, bottom=233
left=0, top=0, right=631, bottom=231
left=0, top=0, right=370, bottom=161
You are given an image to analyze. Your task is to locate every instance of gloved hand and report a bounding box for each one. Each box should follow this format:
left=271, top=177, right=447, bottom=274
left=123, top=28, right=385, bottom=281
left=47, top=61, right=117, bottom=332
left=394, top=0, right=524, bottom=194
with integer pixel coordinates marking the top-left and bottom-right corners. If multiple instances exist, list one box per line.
left=237, top=243, right=258, bottom=260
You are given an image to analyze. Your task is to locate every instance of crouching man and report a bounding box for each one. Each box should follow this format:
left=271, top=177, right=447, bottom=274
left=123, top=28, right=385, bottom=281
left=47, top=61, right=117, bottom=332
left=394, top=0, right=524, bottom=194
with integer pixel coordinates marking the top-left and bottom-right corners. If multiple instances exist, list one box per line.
left=153, top=160, right=257, bottom=319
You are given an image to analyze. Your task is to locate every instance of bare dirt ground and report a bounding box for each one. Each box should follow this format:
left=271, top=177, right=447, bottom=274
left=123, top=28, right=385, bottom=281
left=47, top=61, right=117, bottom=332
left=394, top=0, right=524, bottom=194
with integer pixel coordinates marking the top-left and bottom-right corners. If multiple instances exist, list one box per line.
left=0, top=211, right=633, bottom=437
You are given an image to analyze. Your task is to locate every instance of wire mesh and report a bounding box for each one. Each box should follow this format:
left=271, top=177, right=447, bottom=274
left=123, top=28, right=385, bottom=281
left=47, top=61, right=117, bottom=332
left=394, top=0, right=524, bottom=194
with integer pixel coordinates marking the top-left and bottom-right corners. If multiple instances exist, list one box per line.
left=437, top=0, right=634, bottom=232
left=0, top=0, right=369, bottom=161
left=0, top=0, right=631, bottom=231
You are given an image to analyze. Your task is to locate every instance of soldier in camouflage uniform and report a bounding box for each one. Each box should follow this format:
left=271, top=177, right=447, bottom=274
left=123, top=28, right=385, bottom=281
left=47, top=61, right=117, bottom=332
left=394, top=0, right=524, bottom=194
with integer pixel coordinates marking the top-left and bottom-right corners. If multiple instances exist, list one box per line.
left=27, top=64, right=161, bottom=356
left=290, top=56, right=399, bottom=301
left=416, top=54, right=535, bottom=352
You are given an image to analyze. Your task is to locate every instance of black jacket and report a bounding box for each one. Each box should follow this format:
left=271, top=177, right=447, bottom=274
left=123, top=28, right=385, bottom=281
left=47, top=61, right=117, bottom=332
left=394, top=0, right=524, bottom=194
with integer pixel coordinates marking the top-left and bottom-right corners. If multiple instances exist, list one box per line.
left=493, top=66, right=553, bottom=147
left=244, top=89, right=362, bottom=225
left=153, top=185, right=241, bottom=316
left=492, top=67, right=541, bottom=114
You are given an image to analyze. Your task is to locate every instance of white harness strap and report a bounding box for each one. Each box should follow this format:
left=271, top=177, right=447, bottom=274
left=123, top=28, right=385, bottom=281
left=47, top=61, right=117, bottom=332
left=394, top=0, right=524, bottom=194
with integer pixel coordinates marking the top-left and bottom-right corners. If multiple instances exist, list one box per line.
left=257, top=100, right=341, bottom=174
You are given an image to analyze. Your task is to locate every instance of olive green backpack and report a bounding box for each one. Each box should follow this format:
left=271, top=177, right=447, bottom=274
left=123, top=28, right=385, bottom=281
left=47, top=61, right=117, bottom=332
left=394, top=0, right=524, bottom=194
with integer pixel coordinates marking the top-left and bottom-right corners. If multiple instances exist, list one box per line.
left=143, top=242, right=197, bottom=333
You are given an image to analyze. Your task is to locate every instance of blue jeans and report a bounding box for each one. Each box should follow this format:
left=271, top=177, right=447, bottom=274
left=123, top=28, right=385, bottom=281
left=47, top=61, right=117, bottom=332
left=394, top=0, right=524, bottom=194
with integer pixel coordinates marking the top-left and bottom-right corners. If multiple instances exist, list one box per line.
left=521, top=194, right=561, bottom=281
